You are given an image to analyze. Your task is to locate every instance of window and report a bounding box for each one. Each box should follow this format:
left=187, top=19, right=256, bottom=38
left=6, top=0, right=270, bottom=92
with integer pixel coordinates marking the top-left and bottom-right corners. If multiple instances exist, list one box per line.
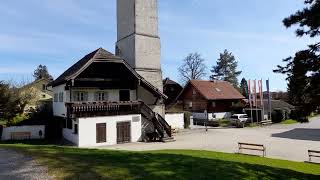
left=54, top=93, right=58, bottom=102
left=119, top=90, right=130, bottom=101
left=95, top=92, right=108, bottom=101
left=74, top=91, right=88, bottom=102
left=59, top=92, right=64, bottom=102
left=189, top=101, right=193, bottom=108
left=96, top=123, right=106, bottom=143
left=42, top=84, right=46, bottom=91
left=212, top=102, right=216, bottom=107
left=192, top=89, right=197, bottom=95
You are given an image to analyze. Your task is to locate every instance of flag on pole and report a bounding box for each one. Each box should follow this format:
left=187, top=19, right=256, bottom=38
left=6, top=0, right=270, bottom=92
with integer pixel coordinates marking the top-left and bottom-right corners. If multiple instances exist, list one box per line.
left=266, top=79, right=272, bottom=120
left=258, top=79, right=264, bottom=120
left=248, top=80, right=251, bottom=107
left=253, top=80, right=257, bottom=107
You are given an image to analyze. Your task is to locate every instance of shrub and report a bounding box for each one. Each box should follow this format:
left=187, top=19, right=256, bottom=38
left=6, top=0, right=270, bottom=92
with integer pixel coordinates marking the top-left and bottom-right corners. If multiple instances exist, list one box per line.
left=6, top=114, right=29, bottom=126
left=184, top=111, right=191, bottom=129
left=271, top=110, right=284, bottom=123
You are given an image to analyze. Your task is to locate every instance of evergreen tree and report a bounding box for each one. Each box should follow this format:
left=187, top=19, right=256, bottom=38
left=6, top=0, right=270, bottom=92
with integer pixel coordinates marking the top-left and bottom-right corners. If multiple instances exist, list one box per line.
left=240, top=78, right=249, bottom=98
left=178, top=52, right=207, bottom=84
left=210, top=49, right=242, bottom=87
left=274, top=0, right=320, bottom=119
left=33, top=65, right=53, bottom=80
left=0, top=81, right=24, bottom=121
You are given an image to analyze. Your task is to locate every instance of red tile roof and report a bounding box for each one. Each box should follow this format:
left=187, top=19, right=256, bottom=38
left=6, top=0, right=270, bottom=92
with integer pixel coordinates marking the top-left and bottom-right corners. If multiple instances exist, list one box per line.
left=190, top=80, right=245, bottom=100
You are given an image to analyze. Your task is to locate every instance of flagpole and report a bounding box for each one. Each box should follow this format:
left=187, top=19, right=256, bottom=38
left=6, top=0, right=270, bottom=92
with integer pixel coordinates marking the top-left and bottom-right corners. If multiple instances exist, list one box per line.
left=260, top=79, right=265, bottom=121
left=267, top=79, right=272, bottom=121
left=248, top=79, right=253, bottom=125
left=254, top=80, right=258, bottom=123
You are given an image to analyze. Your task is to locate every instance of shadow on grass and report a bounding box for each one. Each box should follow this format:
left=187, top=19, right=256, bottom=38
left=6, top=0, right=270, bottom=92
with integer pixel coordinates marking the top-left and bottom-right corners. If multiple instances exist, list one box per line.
left=1, top=145, right=319, bottom=180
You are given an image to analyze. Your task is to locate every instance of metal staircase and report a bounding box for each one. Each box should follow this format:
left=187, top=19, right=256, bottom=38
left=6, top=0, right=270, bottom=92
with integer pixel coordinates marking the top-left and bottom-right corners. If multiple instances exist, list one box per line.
left=140, top=102, right=173, bottom=142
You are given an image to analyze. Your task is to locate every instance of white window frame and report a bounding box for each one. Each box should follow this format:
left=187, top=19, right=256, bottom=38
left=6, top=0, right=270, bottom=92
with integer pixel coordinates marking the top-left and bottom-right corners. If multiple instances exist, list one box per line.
left=74, top=91, right=88, bottom=102
left=95, top=91, right=108, bottom=101
left=54, top=93, right=58, bottom=102
left=59, top=92, right=64, bottom=102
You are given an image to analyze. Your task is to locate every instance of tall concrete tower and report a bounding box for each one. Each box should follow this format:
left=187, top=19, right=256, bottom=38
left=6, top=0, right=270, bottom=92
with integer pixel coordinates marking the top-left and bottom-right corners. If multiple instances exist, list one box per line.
left=116, top=0, right=163, bottom=92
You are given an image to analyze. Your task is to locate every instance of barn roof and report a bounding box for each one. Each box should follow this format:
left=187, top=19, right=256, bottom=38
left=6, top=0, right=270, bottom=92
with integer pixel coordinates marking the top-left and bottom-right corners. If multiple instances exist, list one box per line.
left=50, top=48, right=167, bottom=99
left=179, top=80, right=245, bottom=100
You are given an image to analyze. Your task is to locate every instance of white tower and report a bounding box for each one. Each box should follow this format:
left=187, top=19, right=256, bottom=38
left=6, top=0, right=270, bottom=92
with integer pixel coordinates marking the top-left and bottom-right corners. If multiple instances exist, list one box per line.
left=116, top=0, right=163, bottom=92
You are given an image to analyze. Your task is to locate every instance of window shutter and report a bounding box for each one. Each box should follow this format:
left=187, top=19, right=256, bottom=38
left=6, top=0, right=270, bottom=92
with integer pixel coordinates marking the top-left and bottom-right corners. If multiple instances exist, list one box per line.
left=84, top=92, right=88, bottom=101
left=94, top=92, right=98, bottom=101
left=73, top=92, right=77, bottom=102
left=105, top=92, right=109, bottom=101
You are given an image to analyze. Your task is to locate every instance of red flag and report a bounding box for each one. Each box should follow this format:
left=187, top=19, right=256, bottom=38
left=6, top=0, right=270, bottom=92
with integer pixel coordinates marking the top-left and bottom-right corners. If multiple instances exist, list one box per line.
left=248, top=80, right=252, bottom=107
left=259, top=80, right=263, bottom=107
left=253, top=80, right=257, bottom=107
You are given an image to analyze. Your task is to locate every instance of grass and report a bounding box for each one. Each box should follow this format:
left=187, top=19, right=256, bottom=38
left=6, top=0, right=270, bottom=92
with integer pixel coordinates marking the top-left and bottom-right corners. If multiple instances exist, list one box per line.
left=281, top=119, right=299, bottom=125
left=218, top=119, right=230, bottom=127
left=0, top=142, right=320, bottom=179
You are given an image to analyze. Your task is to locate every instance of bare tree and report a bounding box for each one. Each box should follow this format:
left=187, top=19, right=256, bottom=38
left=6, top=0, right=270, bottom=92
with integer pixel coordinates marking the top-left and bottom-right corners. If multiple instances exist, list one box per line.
left=178, top=52, right=207, bottom=84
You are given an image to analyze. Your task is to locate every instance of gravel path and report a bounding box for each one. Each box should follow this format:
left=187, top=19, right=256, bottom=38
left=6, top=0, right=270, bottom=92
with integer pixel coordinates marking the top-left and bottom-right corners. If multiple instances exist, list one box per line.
left=0, top=148, right=52, bottom=180
left=100, top=116, right=320, bottom=162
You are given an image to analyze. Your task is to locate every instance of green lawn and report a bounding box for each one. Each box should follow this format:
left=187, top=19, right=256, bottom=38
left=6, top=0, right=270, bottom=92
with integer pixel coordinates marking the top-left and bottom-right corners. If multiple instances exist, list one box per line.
left=281, top=119, right=299, bottom=125
left=0, top=143, right=319, bottom=180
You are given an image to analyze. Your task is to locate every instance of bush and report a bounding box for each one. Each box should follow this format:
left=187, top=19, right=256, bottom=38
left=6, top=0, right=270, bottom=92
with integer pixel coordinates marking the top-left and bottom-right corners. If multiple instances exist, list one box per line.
left=289, top=108, right=309, bottom=123
left=6, top=114, right=29, bottom=126
left=184, top=111, right=191, bottom=129
left=271, top=110, right=284, bottom=123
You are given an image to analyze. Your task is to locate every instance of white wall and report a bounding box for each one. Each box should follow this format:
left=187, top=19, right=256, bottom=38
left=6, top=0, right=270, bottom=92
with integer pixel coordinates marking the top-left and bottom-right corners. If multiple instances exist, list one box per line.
left=77, top=114, right=141, bottom=147
left=1, top=125, right=45, bottom=141
left=63, top=128, right=79, bottom=145
left=165, top=113, right=184, bottom=129
left=53, top=84, right=69, bottom=117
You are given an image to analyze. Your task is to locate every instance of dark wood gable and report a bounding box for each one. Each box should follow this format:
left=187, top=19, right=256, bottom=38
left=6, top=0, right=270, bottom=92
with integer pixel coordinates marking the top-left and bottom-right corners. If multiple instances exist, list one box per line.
left=74, top=62, right=137, bottom=89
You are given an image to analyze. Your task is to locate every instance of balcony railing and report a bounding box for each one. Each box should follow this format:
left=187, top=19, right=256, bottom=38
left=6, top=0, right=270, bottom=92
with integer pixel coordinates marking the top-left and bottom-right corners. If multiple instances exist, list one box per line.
left=66, top=101, right=142, bottom=118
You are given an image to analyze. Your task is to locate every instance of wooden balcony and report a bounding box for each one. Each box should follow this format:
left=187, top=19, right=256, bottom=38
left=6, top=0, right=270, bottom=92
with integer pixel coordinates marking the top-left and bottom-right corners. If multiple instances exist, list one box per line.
left=66, top=101, right=142, bottom=119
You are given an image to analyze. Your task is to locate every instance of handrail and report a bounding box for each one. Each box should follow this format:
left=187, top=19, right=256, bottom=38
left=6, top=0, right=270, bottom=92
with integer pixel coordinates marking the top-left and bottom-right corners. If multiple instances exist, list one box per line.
left=156, top=114, right=172, bottom=137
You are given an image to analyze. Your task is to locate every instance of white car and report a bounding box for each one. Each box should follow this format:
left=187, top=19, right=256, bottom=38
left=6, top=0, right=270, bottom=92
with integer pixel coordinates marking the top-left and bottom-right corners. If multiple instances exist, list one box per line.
left=230, top=114, right=250, bottom=128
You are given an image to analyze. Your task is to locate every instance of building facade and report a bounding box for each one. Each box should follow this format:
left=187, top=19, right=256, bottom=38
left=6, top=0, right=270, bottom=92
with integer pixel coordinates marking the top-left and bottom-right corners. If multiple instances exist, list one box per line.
left=51, top=0, right=171, bottom=147
left=176, top=80, right=245, bottom=113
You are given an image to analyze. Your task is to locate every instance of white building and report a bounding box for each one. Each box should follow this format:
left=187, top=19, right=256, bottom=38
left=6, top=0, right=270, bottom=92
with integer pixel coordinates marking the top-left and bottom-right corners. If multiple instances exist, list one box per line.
left=50, top=0, right=172, bottom=147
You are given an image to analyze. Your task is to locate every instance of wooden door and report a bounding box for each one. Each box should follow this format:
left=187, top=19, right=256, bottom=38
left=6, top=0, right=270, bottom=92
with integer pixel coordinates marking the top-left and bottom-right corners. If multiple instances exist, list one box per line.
left=117, top=122, right=131, bottom=144
left=119, top=90, right=130, bottom=101
left=96, top=123, right=106, bottom=143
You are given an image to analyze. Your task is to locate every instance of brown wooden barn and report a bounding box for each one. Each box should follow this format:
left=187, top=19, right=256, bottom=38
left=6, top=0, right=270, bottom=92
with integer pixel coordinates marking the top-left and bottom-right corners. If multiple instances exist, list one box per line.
left=176, top=80, right=245, bottom=113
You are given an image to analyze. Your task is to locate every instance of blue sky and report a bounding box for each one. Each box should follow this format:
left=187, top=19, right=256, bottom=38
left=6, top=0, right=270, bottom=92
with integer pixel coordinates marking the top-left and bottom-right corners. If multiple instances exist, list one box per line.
left=0, top=0, right=314, bottom=91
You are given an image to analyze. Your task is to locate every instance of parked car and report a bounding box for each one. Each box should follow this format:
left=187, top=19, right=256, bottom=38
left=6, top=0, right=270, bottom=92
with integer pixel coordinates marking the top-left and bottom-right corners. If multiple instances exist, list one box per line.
left=230, top=114, right=250, bottom=128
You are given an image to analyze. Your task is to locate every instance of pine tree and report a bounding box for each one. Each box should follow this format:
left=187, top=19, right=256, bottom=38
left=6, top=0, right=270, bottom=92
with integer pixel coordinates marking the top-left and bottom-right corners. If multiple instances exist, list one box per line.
left=210, top=49, right=242, bottom=87
left=240, top=78, right=249, bottom=98
left=33, top=65, right=53, bottom=80
left=274, top=0, right=320, bottom=119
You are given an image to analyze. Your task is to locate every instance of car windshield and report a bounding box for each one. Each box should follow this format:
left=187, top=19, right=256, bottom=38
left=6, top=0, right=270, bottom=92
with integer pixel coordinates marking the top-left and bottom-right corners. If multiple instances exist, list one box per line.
left=240, top=115, right=248, bottom=118
left=231, top=115, right=238, bottom=119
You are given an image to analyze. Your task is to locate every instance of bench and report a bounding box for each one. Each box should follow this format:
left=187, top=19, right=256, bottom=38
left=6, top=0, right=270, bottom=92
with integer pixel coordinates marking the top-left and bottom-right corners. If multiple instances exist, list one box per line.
left=10, top=132, right=31, bottom=140
left=238, top=142, right=266, bottom=157
left=308, top=150, right=320, bottom=162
